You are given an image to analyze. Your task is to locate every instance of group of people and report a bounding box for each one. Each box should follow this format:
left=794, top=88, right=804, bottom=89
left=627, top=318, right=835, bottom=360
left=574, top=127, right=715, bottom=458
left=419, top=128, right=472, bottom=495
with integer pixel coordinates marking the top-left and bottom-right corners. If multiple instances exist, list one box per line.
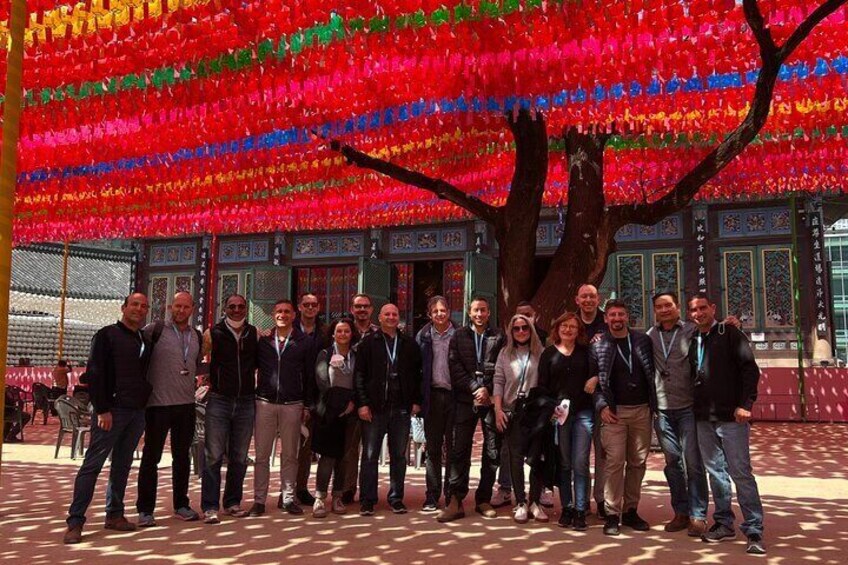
left=61, top=284, right=766, bottom=555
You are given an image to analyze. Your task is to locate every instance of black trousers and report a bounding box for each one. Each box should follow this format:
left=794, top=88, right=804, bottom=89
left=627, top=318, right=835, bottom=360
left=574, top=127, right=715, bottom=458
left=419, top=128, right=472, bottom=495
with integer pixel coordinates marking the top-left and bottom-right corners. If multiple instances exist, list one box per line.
left=424, top=388, right=455, bottom=502
left=505, top=414, right=542, bottom=504
left=447, top=402, right=501, bottom=505
left=136, top=403, right=196, bottom=514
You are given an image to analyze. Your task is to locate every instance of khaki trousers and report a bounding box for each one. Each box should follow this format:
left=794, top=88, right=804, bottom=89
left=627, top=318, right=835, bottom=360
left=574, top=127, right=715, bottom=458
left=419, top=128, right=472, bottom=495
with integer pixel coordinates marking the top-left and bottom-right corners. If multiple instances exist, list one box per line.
left=254, top=400, right=303, bottom=505
left=600, top=404, right=652, bottom=516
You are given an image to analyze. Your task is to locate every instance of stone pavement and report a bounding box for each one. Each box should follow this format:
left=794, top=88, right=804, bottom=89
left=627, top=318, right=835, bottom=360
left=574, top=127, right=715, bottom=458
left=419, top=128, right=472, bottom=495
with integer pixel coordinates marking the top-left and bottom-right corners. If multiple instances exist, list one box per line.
left=1, top=419, right=846, bottom=565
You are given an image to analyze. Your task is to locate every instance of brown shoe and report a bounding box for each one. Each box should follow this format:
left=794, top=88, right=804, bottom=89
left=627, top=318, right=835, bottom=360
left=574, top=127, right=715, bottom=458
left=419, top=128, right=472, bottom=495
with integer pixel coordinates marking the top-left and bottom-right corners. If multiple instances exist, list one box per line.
left=475, top=502, right=498, bottom=519
left=104, top=516, right=137, bottom=532
left=688, top=518, right=708, bottom=537
left=63, top=525, right=83, bottom=544
left=436, top=498, right=465, bottom=523
left=664, top=513, right=690, bottom=532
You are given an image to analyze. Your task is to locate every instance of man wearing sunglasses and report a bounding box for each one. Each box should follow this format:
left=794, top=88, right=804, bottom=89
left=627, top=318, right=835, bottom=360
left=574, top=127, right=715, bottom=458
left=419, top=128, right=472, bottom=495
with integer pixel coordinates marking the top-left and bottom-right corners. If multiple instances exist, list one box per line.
left=339, top=293, right=380, bottom=505
left=292, top=293, right=326, bottom=508
left=200, top=294, right=259, bottom=524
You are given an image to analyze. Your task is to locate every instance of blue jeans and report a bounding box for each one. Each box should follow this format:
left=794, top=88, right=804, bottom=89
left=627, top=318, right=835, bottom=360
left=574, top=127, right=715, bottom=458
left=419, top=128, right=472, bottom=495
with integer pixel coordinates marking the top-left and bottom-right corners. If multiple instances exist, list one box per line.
left=359, top=407, right=410, bottom=505
left=67, top=407, right=146, bottom=528
left=497, top=443, right=512, bottom=491
left=201, top=393, right=255, bottom=511
left=697, top=420, right=764, bottom=536
left=655, top=408, right=708, bottom=520
left=556, top=408, right=594, bottom=512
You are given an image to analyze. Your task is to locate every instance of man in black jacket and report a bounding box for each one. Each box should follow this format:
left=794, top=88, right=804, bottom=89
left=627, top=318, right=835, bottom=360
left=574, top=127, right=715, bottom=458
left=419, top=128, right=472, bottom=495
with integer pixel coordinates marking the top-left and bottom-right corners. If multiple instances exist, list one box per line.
left=575, top=283, right=608, bottom=517
left=64, top=293, right=153, bottom=544
left=250, top=299, right=314, bottom=517
left=591, top=299, right=656, bottom=536
left=293, top=292, right=325, bottom=507
left=355, top=303, right=423, bottom=515
left=200, top=294, right=258, bottom=524
left=687, top=293, right=765, bottom=555
left=438, top=296, right=505, bottom=523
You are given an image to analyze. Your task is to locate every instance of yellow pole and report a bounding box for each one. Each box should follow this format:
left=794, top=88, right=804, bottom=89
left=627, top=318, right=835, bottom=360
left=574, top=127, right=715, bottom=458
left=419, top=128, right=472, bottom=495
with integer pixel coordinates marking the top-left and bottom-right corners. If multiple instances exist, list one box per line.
left=0, top=0, right=29, bottom=479
left=58, top=241, right=70, bottom=361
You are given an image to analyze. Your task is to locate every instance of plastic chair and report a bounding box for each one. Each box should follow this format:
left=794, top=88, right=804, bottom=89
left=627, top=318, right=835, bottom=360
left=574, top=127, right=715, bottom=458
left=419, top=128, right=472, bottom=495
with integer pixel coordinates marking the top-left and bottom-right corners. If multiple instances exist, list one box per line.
left=31, top=382, right=52, bottom=425
left=4, top=385, right=28, bottom=442
left=54, top=396, right=90, bottom=459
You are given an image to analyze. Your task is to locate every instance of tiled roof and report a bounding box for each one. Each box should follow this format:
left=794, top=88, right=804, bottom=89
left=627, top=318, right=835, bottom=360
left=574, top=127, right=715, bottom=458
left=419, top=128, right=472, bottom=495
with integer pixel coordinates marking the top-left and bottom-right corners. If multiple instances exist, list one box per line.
left=11, top=245, right=133, bottom=299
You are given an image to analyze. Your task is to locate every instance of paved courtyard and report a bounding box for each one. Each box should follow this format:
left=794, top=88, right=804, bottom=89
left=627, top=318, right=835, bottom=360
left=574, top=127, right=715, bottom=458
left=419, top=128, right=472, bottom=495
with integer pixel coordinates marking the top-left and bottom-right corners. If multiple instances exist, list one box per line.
left=1, top=420, right=846, bottom=565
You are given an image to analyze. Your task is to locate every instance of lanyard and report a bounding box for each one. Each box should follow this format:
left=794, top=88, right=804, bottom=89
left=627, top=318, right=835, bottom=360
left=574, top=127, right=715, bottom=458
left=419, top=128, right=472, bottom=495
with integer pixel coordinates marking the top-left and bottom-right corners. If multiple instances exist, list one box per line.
left=616, top=334, right=633, bottom=374
left=659, top=327, right=680, bottom=363
left=474, top=330, right=485, bottom=366
left=384, top=334, right=398, bottom=368
left=274, top=331, right=291, bottom=360
left=697, top=333, right=706, bottom=371
left=333, top=343, right=351, bottom=372
left=138, top=332, right=145, bottom=358
left=516, top=351, right=530, bottom=389
left=173, top=325, right=191, bottom=365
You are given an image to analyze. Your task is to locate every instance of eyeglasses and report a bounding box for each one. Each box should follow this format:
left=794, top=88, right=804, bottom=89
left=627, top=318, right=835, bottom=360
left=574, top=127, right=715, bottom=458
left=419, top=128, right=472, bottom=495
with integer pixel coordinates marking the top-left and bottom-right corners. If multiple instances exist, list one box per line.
left=302, top=302, right=319, bottom=308
left=352, top=304, right=371, bottom=310
left=226, top=304, right=246, bottom=311
left=512, top=325, right=530, bottom=332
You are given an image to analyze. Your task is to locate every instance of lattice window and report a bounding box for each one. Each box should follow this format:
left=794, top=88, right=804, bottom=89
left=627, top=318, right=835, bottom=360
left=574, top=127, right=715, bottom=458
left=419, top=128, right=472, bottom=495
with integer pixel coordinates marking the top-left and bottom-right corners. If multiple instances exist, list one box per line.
left=652, top=252, right=681, bottom=298
left=723, top=250, right=756, bottom=329
left=150, top=277, right=168, bottom=322
left=617, top=254, right=646, bottom=328
left=762, top=248, right=794, bottom=328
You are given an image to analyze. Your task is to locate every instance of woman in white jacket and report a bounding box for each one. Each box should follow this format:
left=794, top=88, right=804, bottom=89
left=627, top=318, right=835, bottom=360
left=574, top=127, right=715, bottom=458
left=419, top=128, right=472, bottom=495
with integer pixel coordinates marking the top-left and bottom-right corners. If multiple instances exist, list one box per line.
left=493, top=313, right=545, bottom=524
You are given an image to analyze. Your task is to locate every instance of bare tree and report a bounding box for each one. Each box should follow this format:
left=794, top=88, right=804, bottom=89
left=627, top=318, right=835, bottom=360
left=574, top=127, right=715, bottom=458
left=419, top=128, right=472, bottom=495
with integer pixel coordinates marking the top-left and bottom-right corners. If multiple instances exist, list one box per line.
left=331, top=0, right=846, bottom=324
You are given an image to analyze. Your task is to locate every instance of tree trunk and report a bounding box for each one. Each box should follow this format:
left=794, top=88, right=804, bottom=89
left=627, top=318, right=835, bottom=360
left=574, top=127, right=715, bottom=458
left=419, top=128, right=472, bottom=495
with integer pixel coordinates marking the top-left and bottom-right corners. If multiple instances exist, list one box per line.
left=532, top=128, right=612, bottom=326
left=492, top=110, right=549, bottom=322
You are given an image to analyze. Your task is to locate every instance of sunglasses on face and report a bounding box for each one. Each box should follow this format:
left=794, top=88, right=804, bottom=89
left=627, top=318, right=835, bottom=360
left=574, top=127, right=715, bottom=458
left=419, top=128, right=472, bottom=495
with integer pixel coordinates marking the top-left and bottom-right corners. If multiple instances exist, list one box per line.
left=227, top=304, right=246, bottom=311
left=512, top=325, right=530, bottom=332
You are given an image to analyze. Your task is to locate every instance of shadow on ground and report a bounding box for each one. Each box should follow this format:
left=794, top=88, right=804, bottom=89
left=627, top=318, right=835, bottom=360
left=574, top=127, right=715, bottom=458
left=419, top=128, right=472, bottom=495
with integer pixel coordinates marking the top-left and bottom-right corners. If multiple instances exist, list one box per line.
left=1, top=421, right=846, bottom=564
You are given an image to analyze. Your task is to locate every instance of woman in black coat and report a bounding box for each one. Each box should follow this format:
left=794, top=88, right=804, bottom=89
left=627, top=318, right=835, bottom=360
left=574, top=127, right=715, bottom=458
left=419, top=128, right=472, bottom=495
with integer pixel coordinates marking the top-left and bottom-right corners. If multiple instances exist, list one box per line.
left=538, top=312, right=597, bottom=531
left=311, top=318, right=359, bottom=518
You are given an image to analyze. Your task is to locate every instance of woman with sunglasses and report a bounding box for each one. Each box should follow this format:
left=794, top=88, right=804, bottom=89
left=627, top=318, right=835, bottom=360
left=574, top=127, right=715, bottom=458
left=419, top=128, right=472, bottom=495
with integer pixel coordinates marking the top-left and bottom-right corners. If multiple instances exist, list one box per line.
left=493, top=314, right=545, bottom=523
left=538, top=312, right=597, bottom=531
left=311, top=318, right=360, bottom=518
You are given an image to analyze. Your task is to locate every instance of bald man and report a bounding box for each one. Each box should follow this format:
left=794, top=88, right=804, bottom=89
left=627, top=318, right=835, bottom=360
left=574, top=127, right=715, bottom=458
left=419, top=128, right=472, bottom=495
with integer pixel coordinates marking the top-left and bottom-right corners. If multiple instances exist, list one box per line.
left=354, top=303, right=423, bottom=516
left=136, top=292, right=204, bottom=526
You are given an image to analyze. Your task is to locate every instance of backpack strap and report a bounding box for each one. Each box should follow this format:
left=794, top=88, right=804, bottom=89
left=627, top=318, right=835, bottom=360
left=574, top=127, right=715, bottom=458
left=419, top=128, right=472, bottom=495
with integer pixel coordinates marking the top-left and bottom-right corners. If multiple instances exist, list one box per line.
left=151, top=321, right=165, bottom=346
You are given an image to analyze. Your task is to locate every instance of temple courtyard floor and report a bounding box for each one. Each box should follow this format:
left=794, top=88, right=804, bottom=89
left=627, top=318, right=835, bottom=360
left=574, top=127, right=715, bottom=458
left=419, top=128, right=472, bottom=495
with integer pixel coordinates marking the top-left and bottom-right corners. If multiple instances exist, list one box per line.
left=1, top=420, right=846, bottom=565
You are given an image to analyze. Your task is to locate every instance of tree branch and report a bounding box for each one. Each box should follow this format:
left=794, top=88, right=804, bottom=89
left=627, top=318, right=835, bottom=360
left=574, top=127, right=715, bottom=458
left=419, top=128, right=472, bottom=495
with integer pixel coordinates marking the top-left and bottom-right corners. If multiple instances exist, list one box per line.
left=608, top=0, right=845, bottom=230
left=743, top=0, right=778, bottom=60
left=778, top=0, right=846, bottom=63
left=329, top=140, right=501, bottom=225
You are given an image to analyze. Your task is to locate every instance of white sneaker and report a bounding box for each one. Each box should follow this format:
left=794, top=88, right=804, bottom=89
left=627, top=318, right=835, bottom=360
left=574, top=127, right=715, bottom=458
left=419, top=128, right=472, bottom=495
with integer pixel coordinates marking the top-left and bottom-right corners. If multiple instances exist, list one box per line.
left=491, top=489, right=513, bottom=508
left=539, top=489, right=555, bottom=508
left=313, top=498, right=327, bottom=519
left=203, top=510, right=220, bottom=524
left=529, top=502, right=550, bottom=523
left=513, top=503, right=529, bottom=524
left=332, top=497, right=347, bottom=515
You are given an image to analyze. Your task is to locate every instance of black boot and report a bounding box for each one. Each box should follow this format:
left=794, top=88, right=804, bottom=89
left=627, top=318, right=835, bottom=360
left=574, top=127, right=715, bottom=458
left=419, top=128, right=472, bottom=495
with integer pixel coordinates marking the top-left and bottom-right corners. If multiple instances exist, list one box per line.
left=604, top=514, right=621, bottom=536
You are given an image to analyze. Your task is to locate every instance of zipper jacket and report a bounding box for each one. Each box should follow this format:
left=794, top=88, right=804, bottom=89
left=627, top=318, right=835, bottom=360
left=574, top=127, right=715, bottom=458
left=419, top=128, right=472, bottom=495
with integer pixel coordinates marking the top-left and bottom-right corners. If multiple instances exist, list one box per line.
left=209, top=320, right=258, bottom=398
left=255, top=326, right=316, bottom=406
